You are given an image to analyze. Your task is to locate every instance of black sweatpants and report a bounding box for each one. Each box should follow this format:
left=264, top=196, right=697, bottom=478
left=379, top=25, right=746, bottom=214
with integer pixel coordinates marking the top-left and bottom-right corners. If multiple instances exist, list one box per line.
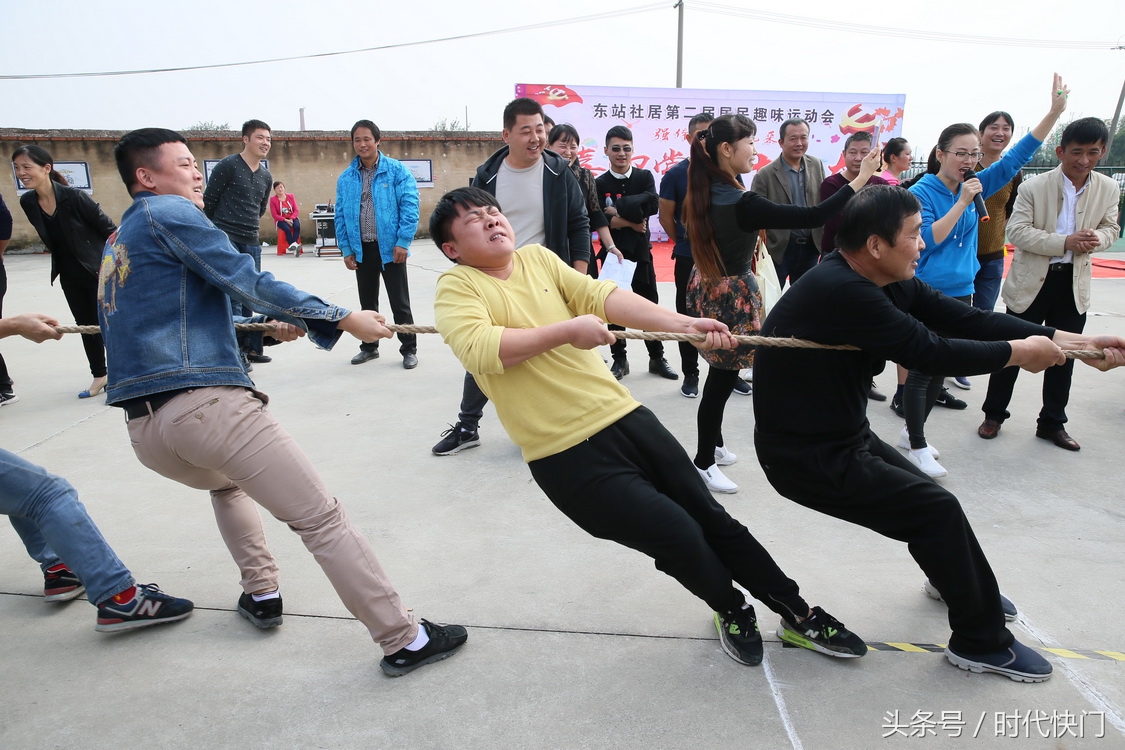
left=756, top=426, right=1011, bottom=655
left=529, top=406, right=808, bottom=619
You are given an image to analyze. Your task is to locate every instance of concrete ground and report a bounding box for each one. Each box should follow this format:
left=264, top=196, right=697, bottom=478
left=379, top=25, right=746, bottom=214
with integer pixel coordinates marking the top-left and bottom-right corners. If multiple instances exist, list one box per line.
left=1, top=247, right=1123, bottom=749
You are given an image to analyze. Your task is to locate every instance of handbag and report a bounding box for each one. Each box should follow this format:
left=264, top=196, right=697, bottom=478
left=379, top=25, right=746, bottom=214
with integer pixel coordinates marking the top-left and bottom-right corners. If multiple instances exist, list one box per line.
left=751, top=230, right=783, bottom=321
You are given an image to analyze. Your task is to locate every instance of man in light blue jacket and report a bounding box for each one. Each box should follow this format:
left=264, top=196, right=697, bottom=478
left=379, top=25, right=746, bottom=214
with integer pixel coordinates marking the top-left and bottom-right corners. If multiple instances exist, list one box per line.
left=335, top=120, right=421, bottom=369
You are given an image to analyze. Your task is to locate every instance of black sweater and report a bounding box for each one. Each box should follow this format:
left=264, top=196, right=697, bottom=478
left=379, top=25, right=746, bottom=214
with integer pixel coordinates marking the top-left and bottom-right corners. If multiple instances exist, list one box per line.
left=753, top=252, right=1053, bottom=441
left=595, top=168, right=659, bottom=263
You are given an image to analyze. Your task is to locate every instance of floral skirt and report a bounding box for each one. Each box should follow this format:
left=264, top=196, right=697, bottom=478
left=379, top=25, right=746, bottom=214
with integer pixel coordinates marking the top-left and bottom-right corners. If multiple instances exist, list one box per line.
left=686, top=267, right=762, bottom=370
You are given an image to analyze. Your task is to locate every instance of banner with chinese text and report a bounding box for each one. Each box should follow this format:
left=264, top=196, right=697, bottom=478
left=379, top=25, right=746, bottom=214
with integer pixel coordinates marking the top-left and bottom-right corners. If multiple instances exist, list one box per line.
left=516, top=83, right=906, bottom=240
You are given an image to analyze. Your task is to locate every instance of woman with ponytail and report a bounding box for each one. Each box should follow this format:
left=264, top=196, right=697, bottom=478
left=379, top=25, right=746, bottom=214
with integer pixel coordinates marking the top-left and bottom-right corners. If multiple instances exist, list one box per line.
left=13, top=145, right=116, bottom=399
left=684, top=114, right=881, bottom=493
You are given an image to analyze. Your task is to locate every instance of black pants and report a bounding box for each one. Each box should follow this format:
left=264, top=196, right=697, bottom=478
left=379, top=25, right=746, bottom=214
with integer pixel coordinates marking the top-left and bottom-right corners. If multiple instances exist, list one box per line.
left=903, top=294, right=971, bottom=448
left=982, top=266, right=1085, bottom=432
left=772, top=237, right=819, bottom=287
left=0, top=259, right=9, bottom=390
left=355, top=241, right=416, bottom=355
left=694, top=366, right=739, bottom=468
left=58, top=271, right=106, bottom=378
left=756, top=427, right=1011, bottom=654
left=674, top=254, right=699, bottom=377
left=610, top=260, right=663, bottom=360
left=457, top=371, right=489, bottom=432
left=529, top=407, right=808, bottom=619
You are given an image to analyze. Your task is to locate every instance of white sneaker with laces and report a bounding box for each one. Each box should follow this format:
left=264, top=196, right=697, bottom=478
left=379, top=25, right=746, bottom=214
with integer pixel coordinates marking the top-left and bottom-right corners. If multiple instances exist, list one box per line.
left=696, top=464, right=738, bottom=493
left=908, top=448, right=947, bottom=478
left=714, top=446, right=737, bottom=466
left=897, top=426, right=939, bottom=458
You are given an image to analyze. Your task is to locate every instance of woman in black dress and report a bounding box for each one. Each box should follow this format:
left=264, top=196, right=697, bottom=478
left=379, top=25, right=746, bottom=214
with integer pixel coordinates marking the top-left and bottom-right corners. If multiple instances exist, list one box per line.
left=13, top=145, right=116, bottom=398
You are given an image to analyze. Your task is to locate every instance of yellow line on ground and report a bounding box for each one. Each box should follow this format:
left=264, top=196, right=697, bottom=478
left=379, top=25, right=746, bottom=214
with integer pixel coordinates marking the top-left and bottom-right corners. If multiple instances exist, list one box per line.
left=1094, top=650, right=1125, bottom=661
left=1042, top=648, right=1089, bottom=659
left=884, top=642, right=930, bottom=652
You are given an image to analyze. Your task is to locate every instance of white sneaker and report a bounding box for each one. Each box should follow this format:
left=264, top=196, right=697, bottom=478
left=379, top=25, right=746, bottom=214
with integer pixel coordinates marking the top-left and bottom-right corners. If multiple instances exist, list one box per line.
left=696, top=464, right=738, bottom=493
left=907, top=448, right=947, bottom=478
left=898, top=426, right=939, bottom=458
left=289, top=242, right=301, bottom=253
left=740, top=368, right=753, bottom=383
left=714, top=445, right=737, bottom=466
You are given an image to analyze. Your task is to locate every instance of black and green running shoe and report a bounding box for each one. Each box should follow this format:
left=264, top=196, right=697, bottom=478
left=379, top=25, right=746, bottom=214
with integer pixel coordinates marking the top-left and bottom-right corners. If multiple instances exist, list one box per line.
left=714, top=605, right=764, bottom=666
left=778, top=606, right=867, bottom=658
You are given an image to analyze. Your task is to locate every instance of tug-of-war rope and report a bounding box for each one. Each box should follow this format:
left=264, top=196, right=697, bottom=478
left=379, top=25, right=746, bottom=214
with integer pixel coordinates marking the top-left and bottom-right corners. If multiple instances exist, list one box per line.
left=54, top=323, right=1107, bottom=360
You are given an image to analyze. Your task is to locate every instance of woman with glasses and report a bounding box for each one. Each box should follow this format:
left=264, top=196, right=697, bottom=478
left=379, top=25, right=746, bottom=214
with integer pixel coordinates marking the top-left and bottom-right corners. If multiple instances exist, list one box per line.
left=898, top=75, right=1069, bottom=478
left=683, top=114, right=881, bottom=493
left=546, top=124, right=622, bottom=277
left=13, top=145, right=116, bottom=399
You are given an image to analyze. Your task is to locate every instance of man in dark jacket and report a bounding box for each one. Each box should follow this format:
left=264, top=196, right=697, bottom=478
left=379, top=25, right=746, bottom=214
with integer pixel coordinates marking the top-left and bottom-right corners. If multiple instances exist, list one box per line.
left=432, top=97, right=592, bottom=456
left=596, top=125, right=675, bottom=381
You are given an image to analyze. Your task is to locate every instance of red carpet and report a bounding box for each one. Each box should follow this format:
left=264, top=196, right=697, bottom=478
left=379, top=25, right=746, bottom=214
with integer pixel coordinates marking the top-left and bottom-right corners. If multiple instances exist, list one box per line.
left=643, top=241, right=1125, bottom=283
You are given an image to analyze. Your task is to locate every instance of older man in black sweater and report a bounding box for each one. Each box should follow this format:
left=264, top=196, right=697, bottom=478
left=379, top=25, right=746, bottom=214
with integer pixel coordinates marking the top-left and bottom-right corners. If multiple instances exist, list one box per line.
left=753, top=185, right=1125, bottom=683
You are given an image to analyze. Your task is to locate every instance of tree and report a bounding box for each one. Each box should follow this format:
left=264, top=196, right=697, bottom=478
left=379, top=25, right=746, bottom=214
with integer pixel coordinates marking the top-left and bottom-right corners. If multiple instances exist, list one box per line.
left=431, top=118, right=464, bottom=133
left=185, top=120, right=230, bottom=131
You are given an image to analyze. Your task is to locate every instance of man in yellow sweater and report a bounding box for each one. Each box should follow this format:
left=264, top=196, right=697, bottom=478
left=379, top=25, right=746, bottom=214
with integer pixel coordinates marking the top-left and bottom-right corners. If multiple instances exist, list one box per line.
left=432, top=186, right=867, bottom=669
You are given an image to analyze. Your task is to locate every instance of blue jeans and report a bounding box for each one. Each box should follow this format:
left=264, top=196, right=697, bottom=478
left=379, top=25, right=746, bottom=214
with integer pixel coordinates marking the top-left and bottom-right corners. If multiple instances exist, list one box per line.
left=1, top=448, right=133, bottom=606
left=972, top=257, right=1005, bottom=312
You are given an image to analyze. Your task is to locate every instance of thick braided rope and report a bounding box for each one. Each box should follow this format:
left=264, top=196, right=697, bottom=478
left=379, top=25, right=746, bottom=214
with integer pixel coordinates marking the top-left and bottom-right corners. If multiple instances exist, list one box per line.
left=53, top=323, right=1107, bottom=360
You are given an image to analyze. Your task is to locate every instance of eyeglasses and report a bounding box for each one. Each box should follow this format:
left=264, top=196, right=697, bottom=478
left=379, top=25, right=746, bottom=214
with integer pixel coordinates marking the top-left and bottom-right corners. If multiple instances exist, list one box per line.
left=946, top=151, right=985, bottom=161
left=609, top=145, right=633, bottom=153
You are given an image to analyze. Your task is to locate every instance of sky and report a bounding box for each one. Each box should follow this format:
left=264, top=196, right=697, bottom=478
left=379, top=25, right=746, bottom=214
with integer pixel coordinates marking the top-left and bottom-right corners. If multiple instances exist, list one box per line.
left=2, top=0, right=1122, bottom=154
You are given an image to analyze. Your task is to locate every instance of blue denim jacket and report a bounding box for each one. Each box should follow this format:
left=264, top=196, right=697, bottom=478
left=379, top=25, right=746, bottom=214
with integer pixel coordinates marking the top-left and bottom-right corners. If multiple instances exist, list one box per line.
left=333, top=153, right=420, bottom=264
left=98, top=192, right=348, bottom=403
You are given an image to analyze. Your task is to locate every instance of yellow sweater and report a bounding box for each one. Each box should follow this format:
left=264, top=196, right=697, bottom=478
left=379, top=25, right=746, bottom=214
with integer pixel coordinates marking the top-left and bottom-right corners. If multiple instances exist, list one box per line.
left=434, top=244, right=640, bottom=461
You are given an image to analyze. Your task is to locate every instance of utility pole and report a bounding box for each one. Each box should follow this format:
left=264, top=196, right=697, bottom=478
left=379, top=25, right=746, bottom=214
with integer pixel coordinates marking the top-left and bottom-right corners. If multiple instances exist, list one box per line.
left=675, top=1, right=684, bottom=88
left=299, top=107, right=306, bottom=132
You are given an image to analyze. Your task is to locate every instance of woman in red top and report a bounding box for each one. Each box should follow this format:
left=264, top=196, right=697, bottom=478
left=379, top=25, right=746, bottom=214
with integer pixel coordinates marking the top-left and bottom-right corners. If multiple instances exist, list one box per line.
left=269, top=181, right=302, bottom=254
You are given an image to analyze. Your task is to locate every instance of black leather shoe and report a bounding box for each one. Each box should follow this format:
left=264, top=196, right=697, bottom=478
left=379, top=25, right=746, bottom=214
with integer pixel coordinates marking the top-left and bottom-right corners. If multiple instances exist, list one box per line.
left=610, top=357, right=629, bottom=380
left=868, top=382, right=887, bottom=401
left=402, top=353, right=419, bottom=370
left=1035, top=428, right=1080, bottom=451
left=978, top=419, right=1001, bottom=439
left=648, top=358, right=679, bottom=380
left=351, top=350, right=379, bottom=365
left=246, top=352, right=272, bottom=364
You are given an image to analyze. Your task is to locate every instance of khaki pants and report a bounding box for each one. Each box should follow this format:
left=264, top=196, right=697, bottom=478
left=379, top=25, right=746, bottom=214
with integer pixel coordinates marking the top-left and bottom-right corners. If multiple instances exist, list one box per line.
left=127, top=386, right=416, bottom=653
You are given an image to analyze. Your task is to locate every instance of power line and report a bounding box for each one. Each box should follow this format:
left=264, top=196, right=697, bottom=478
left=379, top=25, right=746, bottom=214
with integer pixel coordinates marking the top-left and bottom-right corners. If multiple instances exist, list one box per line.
left=0, top=3, right=666, bottom=81
left=692, top=2, right=1117, bottom=50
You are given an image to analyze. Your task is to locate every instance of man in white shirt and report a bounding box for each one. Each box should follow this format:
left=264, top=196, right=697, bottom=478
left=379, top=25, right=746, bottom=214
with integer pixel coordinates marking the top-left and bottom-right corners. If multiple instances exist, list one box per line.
left=977, top=117, right=1121, bottom=450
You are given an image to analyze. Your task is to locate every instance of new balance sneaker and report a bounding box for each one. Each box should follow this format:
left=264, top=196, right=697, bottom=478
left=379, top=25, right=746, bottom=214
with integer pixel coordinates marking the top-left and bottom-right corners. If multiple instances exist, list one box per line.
left=696, top=464, right=737, bottom=493
left=732, top=379, right=751, bottom=396
left=778, top=606, right=867, bottom=658
left=432, top=422, right=481, bottom=456
left=680, top=373, right=699, bottom=398
left=714, top=445, right=737, bottom=466
left=923, top=579, right=1017, bottom=622
left=934, top=387, right=967, bottom=410
left=907, top=448, right=948, bottom=478
left=380, top=619, right=468, bottom=676
left=238, top=592, right=283, bottom=629
left=945, top=639, right=1052, bottom=682
left=95, top=583, right=194, bottom=632
left=44, top=566, right=85, bottom=602
left=714, top=605, right=763, bottom=666
left=897, top=425, right=939, bottom=458
left=0, top=391, right=19, bottom=407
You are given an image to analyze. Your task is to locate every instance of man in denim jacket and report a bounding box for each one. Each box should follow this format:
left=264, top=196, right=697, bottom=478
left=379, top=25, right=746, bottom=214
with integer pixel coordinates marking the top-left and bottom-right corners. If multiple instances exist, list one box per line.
left=96, top=128, right=467, bottom=677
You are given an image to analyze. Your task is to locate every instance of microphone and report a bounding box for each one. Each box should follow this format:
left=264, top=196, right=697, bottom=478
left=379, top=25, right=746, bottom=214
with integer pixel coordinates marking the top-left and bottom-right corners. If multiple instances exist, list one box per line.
left=962, top=169, right=989, bottom=222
